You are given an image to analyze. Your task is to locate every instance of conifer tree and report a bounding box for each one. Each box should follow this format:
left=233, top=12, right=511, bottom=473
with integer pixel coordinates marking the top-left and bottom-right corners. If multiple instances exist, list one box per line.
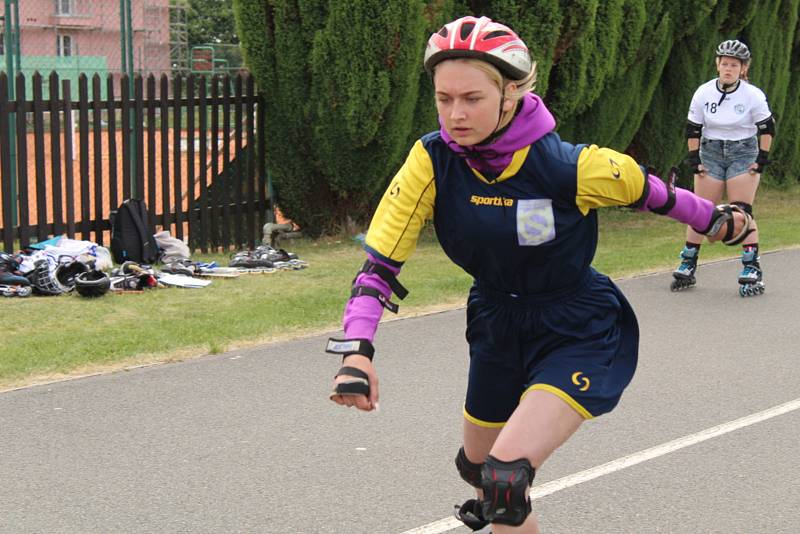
left=234, top=0, right=426, bottom=235
left=740, top=0, right=800, bottom=183
left=235, top=0, right=800, bottom=235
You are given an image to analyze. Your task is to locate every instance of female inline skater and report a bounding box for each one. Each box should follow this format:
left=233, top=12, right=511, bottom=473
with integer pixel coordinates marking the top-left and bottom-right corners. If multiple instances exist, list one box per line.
left=674, top=39, right=774, bottom=297
left=326, top=16, right=750, bottom=533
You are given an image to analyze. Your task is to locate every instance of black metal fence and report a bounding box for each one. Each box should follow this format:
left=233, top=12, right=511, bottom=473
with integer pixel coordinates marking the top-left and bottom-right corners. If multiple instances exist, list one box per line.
left=0, top=70, right=270, bottom=255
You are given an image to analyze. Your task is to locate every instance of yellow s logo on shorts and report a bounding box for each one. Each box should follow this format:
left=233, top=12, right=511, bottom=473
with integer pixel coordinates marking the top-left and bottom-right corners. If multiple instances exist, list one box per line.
left=572, top=371, right=590, bottom=392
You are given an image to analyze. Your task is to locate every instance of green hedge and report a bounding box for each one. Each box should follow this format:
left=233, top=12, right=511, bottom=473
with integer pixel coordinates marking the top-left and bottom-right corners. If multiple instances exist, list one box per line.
left=235, top=0, right=800, bottom=235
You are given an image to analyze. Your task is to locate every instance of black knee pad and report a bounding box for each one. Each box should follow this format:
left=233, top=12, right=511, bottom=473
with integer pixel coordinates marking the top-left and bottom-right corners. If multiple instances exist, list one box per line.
left=479, top=455, right=536, bottom=526
left=455, top=447, right=483, bottom=489
left=731, top=201, right=753, bottom=217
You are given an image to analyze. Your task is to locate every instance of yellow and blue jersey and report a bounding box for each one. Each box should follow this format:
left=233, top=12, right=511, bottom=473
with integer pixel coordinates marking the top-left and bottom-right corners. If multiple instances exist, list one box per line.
left=364, top=130, right=646, bottom=296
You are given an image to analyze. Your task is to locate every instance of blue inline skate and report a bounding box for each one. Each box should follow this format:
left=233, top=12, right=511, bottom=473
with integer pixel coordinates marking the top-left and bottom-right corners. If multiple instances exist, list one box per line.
left=738, top=246, right=765, bottom=297
left=670, top=246, right=698, bottom=291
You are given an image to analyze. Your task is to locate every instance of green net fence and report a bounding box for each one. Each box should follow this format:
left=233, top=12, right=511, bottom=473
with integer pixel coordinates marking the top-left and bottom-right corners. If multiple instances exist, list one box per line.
left=1, top=0, right=242, bottom=98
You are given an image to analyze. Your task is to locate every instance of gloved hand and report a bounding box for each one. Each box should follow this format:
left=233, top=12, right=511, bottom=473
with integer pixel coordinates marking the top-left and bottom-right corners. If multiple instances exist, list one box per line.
left=330, top=354, right=379, bottom=412
left=684, top=150, right=702, bottom=174
left=750, top=150, right=771, bottom=174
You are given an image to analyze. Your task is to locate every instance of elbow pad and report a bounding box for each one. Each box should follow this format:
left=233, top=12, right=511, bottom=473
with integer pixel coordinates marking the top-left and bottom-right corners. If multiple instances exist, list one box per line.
left=755, top=115, right=775, bottom=136
left=685, top=121, right=703, bottom=140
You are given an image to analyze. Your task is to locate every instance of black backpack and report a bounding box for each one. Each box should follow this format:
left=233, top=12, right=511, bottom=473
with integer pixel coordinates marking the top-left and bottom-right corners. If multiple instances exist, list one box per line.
left=110, top=199, right=160, bottom=264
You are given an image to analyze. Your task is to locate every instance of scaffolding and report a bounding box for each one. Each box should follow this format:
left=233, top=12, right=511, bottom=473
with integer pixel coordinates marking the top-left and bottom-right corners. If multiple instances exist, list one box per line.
left=1, top=0, right=176, bottom=98
left=169, top=0, right=188, bottom=74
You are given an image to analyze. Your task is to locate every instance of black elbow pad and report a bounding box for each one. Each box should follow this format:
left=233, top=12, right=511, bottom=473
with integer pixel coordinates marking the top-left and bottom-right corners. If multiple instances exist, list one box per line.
left=685, top=121, right=703, bottom=140
left=755, top=115, right=776, bottom=136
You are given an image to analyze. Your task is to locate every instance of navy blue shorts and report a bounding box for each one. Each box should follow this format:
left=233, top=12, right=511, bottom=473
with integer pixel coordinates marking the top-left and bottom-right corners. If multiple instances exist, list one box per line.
left=463, top=270, right=639, bottom=427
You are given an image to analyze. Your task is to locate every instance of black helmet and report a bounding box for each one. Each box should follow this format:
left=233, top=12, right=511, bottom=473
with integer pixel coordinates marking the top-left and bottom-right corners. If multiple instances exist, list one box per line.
left=74, top=270, right=111, bottom=298
left=55, top=260, right=90, bottom=292
left=716, top=40, right=751, bottom=63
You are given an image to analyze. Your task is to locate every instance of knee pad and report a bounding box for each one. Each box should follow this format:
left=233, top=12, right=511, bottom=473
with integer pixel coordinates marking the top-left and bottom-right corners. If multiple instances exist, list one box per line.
left=731, top=201, right=753, bottom=217
left=479, top=455, right=536, bottom=526
left=455, top=447, right=483, bottom=489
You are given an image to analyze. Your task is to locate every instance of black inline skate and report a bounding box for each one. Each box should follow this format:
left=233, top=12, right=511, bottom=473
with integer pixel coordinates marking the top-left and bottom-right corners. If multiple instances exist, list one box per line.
left=738, top=246, right=765, bottom=297
left=670, top=246, right=698, bottom=291
left=454, top=499, right=491, bottom=532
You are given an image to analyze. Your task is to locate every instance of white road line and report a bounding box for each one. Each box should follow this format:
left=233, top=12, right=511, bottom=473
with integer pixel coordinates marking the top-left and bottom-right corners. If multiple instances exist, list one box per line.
left=399, top=397, right=800, bottom=534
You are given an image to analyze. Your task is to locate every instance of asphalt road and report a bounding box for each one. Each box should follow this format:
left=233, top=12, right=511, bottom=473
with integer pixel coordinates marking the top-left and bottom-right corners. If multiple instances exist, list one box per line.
left=1, top=248, right=798, bottom=534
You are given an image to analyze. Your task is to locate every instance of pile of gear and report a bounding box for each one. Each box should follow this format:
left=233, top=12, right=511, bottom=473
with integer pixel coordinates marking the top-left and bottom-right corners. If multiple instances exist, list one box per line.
left=227, top=245, right=308, bottom=272
left=109, top=261, right=161, bottom=291
left=0, top=252, right=34, bottom=297
left=0, top=251, right=111, bottom=298
left=1, top=228, right=310, bottom=299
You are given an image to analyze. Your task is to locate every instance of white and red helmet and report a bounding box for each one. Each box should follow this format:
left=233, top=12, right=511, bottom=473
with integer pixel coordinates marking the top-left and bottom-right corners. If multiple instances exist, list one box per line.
left=423, top=16, right=532, bottom=81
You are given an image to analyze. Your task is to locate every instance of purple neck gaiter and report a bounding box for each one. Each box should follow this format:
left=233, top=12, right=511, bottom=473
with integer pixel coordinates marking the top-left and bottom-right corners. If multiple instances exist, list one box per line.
left=439, top=93, right=556, bottom=176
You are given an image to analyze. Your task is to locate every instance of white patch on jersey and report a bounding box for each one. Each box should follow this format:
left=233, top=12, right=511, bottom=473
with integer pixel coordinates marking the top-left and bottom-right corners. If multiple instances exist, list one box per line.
left=517, top=199, right=555, bottom=246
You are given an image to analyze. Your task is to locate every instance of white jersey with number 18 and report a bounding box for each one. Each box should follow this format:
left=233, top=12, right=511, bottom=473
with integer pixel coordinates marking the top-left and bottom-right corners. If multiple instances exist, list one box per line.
left=687, top=79, right=772, bottom=141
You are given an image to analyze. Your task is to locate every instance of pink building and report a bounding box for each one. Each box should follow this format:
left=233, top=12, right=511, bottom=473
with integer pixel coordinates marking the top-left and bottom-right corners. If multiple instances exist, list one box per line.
left=2, top=0, right=172, bottom=91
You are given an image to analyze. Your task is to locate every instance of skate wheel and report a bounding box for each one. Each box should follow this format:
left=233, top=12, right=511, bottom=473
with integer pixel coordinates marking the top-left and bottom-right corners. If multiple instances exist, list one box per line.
left=671, top=277, right=695, bottom=291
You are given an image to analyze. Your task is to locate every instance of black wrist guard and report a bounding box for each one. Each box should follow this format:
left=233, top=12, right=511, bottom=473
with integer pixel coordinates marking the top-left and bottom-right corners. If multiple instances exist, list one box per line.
left=754, top=150, right=771, bottom=173
left=330, top=366, right=370, bottom=398
left=325, top=338, right=375, bottom=361
left=684, top=150, right=701, bottom=174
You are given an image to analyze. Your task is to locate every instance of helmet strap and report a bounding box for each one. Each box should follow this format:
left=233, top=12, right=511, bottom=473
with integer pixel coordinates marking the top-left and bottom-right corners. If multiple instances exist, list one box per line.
left=717, top=79, right=740, bottom=92
left=475, top=88, right=519, bottom=146
left=716, top=79, right=740, bottom=106
left=493, top=87, right=506, bottom=134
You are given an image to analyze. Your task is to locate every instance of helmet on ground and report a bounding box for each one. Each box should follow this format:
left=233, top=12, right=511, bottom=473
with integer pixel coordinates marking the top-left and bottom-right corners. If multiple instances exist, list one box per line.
left=716, top=40, right=751, bottom=63
left=424, top=16, right=532, bottom=81
left=74, top=270, right=111, bottom=298
left=55, top=260, right=90, bottom=291
left=26, top=259, right=67, bottom=295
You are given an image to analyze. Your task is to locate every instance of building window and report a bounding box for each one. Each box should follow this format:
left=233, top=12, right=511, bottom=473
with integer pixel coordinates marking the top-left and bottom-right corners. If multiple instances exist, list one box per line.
left=57, top=35, right=73, bottom=57
left=55, top=0, right=75, bottom=16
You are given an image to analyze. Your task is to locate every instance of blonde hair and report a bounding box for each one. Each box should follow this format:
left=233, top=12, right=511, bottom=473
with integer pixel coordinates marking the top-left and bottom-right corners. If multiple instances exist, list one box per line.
left=449, top=58, right=538, bottom=129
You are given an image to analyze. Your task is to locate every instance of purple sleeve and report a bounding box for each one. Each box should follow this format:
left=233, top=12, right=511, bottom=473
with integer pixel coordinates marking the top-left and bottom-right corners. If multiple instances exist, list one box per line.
left=638, top=174, right=715, bottom=231
left=342, top=253, right=401, bottom=342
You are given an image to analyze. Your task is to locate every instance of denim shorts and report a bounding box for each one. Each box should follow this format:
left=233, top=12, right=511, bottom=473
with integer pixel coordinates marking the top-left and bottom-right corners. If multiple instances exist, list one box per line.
left=699, top=136, right=758, bottom=180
